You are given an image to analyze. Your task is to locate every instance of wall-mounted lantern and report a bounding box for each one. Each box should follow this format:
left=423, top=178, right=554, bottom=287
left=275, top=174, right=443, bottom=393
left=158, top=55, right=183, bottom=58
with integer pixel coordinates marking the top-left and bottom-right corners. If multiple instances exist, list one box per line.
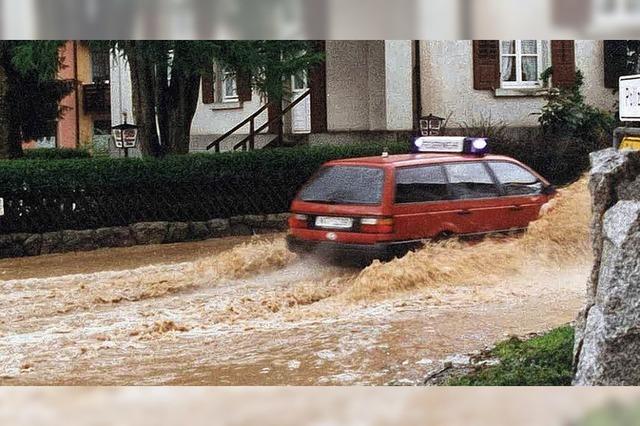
left=111, top=112, right=139, bottom=158
left=419, top=114, right=445, bottom=136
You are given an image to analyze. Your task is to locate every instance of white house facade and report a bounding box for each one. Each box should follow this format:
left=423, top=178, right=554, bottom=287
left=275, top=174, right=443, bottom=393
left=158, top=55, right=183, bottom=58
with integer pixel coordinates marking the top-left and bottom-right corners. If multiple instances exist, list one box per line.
left=108, top=39, right=618, bottom=155
left=109, top=40, right=417, bottom=153
left=420, top=40, right=615, bottom=129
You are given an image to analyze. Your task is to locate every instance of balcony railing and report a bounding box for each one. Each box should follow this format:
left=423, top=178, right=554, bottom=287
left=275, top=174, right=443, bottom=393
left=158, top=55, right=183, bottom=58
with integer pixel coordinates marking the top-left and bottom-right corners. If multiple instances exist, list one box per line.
left=82, top=82, right=111, bottom=114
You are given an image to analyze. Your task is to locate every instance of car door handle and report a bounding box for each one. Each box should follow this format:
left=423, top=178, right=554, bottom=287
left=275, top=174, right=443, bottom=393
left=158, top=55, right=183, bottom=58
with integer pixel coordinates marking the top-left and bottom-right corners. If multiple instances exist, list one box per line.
left=456, top=209, right=472, bottom=216
left=510, top=205, right=524, bottom=211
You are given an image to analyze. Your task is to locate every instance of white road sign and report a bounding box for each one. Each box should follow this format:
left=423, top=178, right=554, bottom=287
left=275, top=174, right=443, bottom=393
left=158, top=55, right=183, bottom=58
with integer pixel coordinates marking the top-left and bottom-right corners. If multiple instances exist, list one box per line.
left=620, top=74, right=640, bottom=121
left=0, top=198, right=4, bottom=216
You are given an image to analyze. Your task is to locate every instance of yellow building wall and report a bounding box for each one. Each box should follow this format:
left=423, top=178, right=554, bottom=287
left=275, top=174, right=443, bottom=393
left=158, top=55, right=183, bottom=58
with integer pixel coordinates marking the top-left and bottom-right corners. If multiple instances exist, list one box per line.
left=76, top=42, right=94, bottom=149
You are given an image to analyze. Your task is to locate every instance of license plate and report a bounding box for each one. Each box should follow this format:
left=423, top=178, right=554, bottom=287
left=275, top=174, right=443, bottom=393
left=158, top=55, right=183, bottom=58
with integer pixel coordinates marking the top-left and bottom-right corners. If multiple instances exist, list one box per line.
left=315, top=216, right=353, bottom=229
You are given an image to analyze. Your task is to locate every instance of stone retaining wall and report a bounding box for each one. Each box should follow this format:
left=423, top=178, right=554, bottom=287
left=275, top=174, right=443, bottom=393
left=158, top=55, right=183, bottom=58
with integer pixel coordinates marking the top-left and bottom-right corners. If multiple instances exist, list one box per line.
left=0, top=213, right=290, bottom=259
left=573, top=148, right=640, bottom=385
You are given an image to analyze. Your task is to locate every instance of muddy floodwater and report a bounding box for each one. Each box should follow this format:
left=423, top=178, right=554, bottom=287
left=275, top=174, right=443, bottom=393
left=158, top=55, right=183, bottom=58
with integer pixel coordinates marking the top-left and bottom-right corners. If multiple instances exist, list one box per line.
left=0, top=180, right=592, bottom=385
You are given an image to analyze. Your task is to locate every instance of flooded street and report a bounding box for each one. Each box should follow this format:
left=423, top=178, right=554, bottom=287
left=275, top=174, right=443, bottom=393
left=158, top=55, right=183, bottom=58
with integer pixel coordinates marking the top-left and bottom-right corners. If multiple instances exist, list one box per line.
left=0, top=179, right=592, bottom=385
left=0, top=236, right=252, bottom=281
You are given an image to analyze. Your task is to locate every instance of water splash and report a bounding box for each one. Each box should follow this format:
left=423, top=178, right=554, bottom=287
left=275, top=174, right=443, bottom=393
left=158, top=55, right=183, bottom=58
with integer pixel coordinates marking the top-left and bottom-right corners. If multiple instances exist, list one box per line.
left=192, top=237, right=296, bottom=282
left=342, top=177, right=591, bottom=301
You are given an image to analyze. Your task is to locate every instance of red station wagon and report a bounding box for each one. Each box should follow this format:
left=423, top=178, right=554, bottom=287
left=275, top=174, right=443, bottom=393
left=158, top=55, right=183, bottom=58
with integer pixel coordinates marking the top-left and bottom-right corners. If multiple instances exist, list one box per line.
left=287, top=137, right=556, bottom=261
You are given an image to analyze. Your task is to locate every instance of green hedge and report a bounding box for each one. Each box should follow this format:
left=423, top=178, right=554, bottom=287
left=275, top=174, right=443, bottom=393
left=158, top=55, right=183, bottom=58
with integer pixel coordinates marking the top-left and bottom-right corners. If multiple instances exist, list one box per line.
left=22, top=148, right=92, bottom=160
left=0, top=142, right=408, bottom=234
left=489, top=134, right=608, bottom=186
left=0, top=137, right=595, bottom=234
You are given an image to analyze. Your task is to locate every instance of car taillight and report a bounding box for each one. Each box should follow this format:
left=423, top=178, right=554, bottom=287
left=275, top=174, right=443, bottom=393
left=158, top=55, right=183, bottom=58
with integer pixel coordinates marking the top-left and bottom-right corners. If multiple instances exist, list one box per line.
left=289, top=213, right=308, bottom=229
left=360, top=217, right=394, bottom=233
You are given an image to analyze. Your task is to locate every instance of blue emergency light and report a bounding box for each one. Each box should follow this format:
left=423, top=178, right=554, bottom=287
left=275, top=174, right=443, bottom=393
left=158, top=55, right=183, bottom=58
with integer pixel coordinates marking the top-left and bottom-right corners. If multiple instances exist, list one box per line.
left=411, top=136, right=489, bottom=156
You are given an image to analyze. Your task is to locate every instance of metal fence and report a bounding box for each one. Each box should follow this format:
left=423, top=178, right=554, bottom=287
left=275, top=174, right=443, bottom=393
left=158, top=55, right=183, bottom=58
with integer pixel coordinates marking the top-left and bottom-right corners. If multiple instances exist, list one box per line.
left=0, top=174, right=298, bottom=234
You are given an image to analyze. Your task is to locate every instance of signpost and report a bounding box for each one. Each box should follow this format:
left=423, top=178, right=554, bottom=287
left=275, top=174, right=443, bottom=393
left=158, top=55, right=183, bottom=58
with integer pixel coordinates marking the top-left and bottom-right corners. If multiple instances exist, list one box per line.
left=620, top=74, right=640, bottom=122
left=615, top=75, right=640, bottom=150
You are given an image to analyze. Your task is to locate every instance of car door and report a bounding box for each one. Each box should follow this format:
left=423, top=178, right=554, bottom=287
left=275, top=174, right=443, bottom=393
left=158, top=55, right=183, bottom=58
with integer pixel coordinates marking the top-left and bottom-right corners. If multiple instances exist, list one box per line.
left=442, top=162, right=503, bottom=234
left=392, top=164, right=461, bottom=240
left=486, top=161, right=547, bottom=229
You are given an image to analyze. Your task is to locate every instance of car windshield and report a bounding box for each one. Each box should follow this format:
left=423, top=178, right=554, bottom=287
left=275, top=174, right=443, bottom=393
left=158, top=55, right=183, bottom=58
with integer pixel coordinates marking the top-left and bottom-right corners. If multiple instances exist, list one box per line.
left=299, top=166, right=385, bottom=205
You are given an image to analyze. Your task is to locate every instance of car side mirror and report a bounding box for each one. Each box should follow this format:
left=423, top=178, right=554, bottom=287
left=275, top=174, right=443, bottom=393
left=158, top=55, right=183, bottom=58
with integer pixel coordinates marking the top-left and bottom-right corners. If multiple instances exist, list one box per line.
left=541, top=185, right=557, bottom=196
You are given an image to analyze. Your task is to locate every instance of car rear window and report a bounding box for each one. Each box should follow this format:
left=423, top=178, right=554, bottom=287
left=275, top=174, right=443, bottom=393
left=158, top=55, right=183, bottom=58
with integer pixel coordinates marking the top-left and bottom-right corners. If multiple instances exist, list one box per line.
left=444, top=162, right=500, bottom=200
left=395, top=165, right=448, bottom=203
left=298, top=166, right=385, bottom=205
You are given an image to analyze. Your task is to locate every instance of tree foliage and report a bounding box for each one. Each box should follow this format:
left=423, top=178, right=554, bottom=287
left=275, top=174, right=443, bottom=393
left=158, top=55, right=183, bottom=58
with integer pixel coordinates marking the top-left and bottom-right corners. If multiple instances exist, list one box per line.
left=0, top=40, right=323, bottom=159
left=101, top=40, right=322, bottom=157
left=218, top=41, right=323, bottom=101
left=0, top=41, right=72, bottom=159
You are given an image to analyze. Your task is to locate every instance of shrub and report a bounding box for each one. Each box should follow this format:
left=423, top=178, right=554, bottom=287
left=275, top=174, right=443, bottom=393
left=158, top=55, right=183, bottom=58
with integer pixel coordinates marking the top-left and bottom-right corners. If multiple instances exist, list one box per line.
left=0, top=141, right=408, bottom=234
left=449, top=326, right=574, bottom=386
left=22, top=148, right=92, bottom=160
left=466, top=72, right=616, bottom=186
left=460, top=115, right=587, bottom=185
left=460, top=113, right=509, bottom=141
left=530, top=69, right=614, bottom=184
left=490, top=132, right=595, bottom=186
left=538, top=70, right=615, bottom=145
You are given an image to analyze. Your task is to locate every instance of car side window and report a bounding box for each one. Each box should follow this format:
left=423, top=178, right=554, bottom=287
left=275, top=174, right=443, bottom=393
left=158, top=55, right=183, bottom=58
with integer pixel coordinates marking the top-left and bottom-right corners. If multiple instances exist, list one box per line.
left=395, top=165, right=449, bottom=203
left=488, top=161, right=543, bottom=196
left=444, top=162, right=500, bottom=200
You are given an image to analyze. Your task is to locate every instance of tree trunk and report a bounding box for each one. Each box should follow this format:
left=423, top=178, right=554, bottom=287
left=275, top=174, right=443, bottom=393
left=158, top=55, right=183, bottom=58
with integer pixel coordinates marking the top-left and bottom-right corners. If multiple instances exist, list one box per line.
left=122, top=42, right=205, bottom=156
left=166, top=71, right=200, bottom=155
left=0, top=61, right=22, bottom=159
left=265, top=64, right=284, bottom=145
left=126, top=42, right=163, bottom=157
left=155, top=61, right=170, bottom=149
left=0, top=63, right=10, bottom=159
left=267, top=76, right=284, bottom=146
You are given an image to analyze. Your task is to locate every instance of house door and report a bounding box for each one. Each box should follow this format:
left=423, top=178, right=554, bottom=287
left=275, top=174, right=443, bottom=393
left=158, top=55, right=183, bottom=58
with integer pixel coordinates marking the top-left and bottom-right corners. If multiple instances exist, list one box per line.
left=291, top=70, right=311, bottom=134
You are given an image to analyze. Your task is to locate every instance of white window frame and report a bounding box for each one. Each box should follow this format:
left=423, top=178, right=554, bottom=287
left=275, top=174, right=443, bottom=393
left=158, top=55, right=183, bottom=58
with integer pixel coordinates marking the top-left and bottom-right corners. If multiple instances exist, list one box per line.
left=221, top=69, right=238, bottom=103
left=291, top=69, right=309, bottom=92
left=500, top=40, right=543, bottom=89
